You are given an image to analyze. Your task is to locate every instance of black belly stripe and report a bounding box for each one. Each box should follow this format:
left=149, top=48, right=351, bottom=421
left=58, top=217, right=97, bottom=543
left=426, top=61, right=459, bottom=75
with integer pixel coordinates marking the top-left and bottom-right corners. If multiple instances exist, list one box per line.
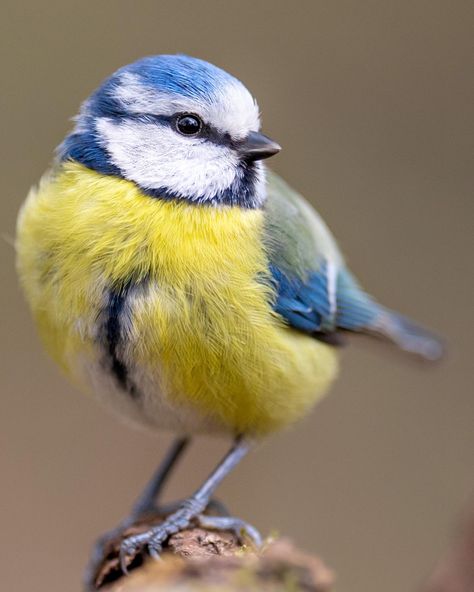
left=104, top=283, right=140, bottom=398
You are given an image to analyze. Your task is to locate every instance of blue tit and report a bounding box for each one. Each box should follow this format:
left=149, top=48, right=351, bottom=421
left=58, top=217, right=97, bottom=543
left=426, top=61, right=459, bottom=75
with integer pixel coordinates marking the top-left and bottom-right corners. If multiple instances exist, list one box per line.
left=16, top=54, right=443, bottom=581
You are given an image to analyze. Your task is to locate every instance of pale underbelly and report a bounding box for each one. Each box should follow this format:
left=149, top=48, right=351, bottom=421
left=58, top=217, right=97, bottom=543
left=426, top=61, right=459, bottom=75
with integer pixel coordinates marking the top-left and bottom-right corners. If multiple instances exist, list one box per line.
left=71, top=314, right=338, bottom=438
left=75, top=350, right=229, bottom=436
left=56, top=276, right=339, bottom=436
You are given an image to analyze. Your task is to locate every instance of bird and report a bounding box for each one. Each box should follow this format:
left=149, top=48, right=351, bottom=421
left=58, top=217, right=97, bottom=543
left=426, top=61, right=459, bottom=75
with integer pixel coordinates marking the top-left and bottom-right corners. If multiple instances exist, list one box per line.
left=16, top=54, right=443, bottom=583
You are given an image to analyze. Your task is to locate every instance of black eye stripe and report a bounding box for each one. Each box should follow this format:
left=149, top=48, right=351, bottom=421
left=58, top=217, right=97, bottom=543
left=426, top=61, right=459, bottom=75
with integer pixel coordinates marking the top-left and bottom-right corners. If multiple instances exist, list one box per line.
left=118, top=112, right=236, bottom=149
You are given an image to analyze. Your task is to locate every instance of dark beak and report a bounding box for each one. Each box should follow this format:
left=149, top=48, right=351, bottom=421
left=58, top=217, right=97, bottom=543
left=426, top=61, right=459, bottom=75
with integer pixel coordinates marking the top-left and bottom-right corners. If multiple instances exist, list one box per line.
left=238, top=131, right=281, bottom=161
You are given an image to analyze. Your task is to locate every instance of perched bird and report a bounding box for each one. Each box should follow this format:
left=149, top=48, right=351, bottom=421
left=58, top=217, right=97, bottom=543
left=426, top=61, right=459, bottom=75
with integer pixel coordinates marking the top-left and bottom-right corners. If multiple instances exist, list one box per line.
left=16, top=54, right=443, bottom=581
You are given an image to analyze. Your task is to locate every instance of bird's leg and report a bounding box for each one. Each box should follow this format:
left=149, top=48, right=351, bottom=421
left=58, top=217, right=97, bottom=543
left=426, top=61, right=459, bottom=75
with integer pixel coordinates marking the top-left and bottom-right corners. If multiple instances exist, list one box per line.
left=130, top=436, right=190, bottom=517
left=128, top=435, right=229, bottom=518
left=119, top=437, right=260, bottom=572
left=84, top=436, right=189, bottom=588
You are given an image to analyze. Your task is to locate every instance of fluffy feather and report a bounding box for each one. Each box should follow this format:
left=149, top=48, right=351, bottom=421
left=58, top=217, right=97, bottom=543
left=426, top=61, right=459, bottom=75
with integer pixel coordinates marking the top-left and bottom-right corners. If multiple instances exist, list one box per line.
left=17, top=163, right=338, bottom=435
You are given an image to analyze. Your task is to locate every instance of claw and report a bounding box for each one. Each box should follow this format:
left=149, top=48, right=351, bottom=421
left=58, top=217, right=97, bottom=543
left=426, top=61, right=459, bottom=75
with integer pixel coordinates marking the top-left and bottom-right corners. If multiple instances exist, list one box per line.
left=119, top=544, right=132, bottom=574
left=120, top=559, right=129, bottom=575
left=240, top=522, right=263, bottom=548
left=83, top=522, right=133, bottom=588
left=196, top=514, right=263, bottom=548
left=119, top=535, right=143, bottom=574
left=147, top=543, right=163, bottom=560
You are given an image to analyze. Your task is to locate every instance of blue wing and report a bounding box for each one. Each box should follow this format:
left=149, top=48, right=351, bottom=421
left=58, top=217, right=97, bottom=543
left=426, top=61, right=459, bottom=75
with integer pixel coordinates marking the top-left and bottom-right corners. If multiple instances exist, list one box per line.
left=264, top=171, right=444, bottom=361
left=271, top=262, right=378, bottom=335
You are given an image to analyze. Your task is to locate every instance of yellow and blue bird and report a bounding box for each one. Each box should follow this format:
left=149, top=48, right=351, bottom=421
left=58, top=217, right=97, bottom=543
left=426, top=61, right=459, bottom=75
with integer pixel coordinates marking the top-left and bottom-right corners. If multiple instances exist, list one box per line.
left=16, top=54, right=443, bottom=579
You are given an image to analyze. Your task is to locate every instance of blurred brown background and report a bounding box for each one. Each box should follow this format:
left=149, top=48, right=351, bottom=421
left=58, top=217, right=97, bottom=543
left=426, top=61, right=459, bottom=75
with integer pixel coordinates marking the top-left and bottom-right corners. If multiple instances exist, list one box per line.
left=1, top=2, right=473, bottom=591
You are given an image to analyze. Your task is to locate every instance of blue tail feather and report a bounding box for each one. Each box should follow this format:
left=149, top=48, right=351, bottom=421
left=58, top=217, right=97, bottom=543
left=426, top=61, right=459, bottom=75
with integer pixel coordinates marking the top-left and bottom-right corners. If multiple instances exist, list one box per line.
left=371, top=309, right=445, bottom=361
left=336, top=269, right=444, bottom=361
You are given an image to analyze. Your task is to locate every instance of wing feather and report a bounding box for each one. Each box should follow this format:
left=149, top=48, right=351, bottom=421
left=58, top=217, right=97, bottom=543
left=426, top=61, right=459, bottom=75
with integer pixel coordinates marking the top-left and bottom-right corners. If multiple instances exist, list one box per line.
left=263, top=171, right=444, bottom=360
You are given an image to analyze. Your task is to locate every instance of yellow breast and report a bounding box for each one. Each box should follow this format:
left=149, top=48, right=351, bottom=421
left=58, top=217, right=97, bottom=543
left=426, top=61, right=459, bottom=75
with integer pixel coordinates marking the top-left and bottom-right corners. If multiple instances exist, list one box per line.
left=17, top=162, right=338, bottom=435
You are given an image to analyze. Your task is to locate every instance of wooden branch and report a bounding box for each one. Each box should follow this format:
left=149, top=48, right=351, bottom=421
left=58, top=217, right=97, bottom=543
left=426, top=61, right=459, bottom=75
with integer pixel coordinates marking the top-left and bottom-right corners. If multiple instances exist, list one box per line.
left=87, top=495, right=474, bottom=591
left=88, top=512, right=334, bottom=592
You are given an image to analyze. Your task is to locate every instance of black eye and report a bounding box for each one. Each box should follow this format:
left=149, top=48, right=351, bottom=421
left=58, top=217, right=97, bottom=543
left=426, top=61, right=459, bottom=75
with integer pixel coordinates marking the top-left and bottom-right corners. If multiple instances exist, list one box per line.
left=176, top=114, right=202, bottom=136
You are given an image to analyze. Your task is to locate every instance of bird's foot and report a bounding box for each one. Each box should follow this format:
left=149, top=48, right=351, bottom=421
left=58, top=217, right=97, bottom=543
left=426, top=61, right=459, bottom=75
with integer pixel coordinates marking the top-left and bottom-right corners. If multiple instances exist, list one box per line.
left=119, top=496, right=206, bottom=571
left=84, top=497, right=230, bottom=589
left=118, top=499, right=261, bottom=573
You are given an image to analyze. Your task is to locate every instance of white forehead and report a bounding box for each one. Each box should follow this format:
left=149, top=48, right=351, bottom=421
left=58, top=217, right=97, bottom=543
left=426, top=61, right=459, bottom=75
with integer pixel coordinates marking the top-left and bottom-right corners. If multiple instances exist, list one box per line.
left=114, top=72, right=260, bottom=140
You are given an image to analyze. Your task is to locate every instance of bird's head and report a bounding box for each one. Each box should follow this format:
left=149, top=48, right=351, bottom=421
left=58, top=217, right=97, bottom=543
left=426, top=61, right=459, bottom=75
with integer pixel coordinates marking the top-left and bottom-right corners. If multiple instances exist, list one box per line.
left=58, top=54, right=280, bottom=208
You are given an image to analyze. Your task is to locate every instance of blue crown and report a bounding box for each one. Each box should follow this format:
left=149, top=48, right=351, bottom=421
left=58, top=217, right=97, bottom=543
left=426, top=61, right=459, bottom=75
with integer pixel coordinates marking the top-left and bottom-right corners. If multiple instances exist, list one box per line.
left=114, top=54, right=236, bottom=101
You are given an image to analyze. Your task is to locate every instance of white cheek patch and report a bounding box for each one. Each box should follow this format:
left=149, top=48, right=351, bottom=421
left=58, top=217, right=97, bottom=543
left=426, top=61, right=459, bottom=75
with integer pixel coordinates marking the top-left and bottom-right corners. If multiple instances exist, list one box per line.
left=97, top=118, right=240, bottom=201
left=113, top=73, right=260, bottom=140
